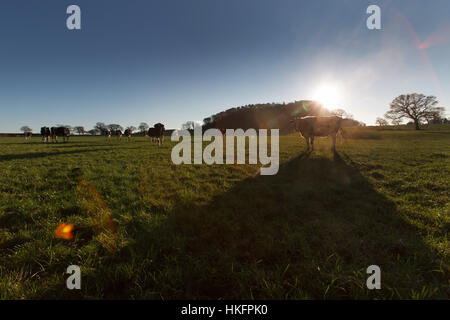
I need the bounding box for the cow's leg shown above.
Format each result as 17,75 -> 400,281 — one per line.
310,136 -> 315,151
304,136 -> 310,150
331,134 -> 336,152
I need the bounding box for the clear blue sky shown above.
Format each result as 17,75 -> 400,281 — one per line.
0,0 -> 449,132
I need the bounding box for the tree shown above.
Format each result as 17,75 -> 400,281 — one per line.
20,126 -> 32,133
331,108 -> 353,119
74,126 -> 85,135
126,126 -> 136,133
138,122 -> 149,133
391,119 -> 402,126
385,93 -> 441,130
88,129 -> 99,135
182,121 -> 200,130
424,106 -> 445,124
107,124 -> 123,132
95,122 -> 107,132
375,117 -> 388,126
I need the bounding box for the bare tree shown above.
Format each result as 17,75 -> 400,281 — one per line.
331,109 -> 353,119
95,122 -> 107,132
138,122 -> 149,133
385,93 -> 441,130
74,126 -> 85,135
126,126 -> 137,133
375,117 -> 388,126
424,106 -> 445,124
20,126 -> 32,133
107,124 -> 123,132
182,121 -> 200,130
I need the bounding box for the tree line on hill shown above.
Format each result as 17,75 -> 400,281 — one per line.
199,100 -> 364,134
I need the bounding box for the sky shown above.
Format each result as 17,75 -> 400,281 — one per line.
0,0 -> 449,132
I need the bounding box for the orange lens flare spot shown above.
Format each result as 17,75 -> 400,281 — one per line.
54,223 -> 74,240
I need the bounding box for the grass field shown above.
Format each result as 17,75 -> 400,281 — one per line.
0,125 -> 449,299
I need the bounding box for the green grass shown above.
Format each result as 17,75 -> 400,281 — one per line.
0,125 -> 449,299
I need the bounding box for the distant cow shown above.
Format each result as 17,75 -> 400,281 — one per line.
51,126 -> 70,143
147,123 -> 165,146
291,116 -> 343,152
25,131 -> 32,141
124,129 -> 132,142
41,127 -> 51,143
113,129 -> 123,140
106,129 -> 122,140
105,128 -> 111,141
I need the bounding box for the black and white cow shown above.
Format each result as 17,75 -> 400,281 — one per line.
40,127 -> 51,143
105,129 -> 122,141
124,129 -> 132,142
147,123 -> 165,146
114,129 -> 123,140
105,128 -> 112,141
51,126 -> 70,143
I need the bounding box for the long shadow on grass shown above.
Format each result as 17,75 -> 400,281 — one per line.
103,152 -> 447,299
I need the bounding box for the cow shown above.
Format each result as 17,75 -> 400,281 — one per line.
291,116 -> 343,152
40,127 -> 51,143
105,128 -> 111,141
51,126 -> 70,143
113,129 -> 123,140
107,129 -> 122,140
25,131 -> 32,141
147,123 -> 165,146
124,129 -> 132,142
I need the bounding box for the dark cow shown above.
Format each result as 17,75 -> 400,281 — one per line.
124,129 -> 132,142
51,126 -> 70,143
40,127 -> 51,143
291,116 -> 343,152
147,123 -> 165,146
25,131 -> 32,141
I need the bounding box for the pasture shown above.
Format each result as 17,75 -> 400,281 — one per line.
0,126 -> 449,299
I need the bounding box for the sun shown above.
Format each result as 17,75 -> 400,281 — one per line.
312,83 -> 341,110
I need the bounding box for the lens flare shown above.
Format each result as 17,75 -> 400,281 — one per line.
54,223 -> 74,240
